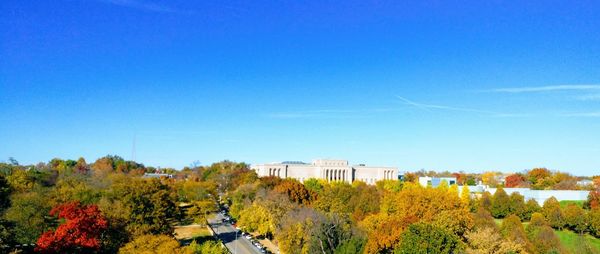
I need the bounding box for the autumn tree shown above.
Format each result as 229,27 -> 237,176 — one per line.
394,222 -> 464,254
465,227 -> 527,254
99,177 -> 178,237
334,236 -> 366,254
6,169 -> 36,192
347,182 -> 381,222
563,203 -> 587,234
238,203 -> 275,237
528,168 -> 552,189
313,182 -> 356,214
303,178 -> 325,194
541,197 -> 565,229
500,214 -> 533,252
4,190 -> 53,244
452,172 -> 467,185
0,175 -> 10,211
505,173 -> 526,188
118,234 -> 181,254
523,199 -> 541,220
479,191 -> 492,212
35,202 -> 108,253
481,172 -> 499,187
226,183 -> 257,220
182,240 -> 227,254
276,207 -> 353,254
432,209 -> 474,237
460,185 -> 471,209
531,226 -> 564,254
507,192 -> 526,220
588,209 -> 600,238
375,179 -> 403,193
526,212 -> 564,253
50,174 -> 101,205
0,175 -> 15,250
274,179 -> 315,205
362,214 -> 413,253
74,157 -> 89,174
186,200 -> 218,225
490,187 -> 510,218
472,207 -> 497,230
585,190 -> 600,210
403,172 -> 418,183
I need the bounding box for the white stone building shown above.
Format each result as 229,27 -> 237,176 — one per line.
251,159 -> 398,185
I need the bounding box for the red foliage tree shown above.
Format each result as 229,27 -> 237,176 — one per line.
588,190 -> 600,210
452,172 -> 467,185
505,174 -> 525,188
36,201 -> 108,253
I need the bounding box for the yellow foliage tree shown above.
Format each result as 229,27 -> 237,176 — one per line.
118,234 -> 181,254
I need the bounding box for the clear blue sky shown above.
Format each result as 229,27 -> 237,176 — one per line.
1,1 -> 600,175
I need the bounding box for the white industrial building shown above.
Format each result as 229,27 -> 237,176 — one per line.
252,159 -> 398,185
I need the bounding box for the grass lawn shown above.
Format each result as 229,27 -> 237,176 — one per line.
554,230 -> 600,253
559,200 -> 585,209
174,224 -> 212,240
495,218 -> 600,253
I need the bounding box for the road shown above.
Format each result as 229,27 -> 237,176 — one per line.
208,213 -> 263,254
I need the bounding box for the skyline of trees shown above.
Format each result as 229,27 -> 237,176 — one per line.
1,156 -> 600,253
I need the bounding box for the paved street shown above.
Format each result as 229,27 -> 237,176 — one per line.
208,213 -> 263,254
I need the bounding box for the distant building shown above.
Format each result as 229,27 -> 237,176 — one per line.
577,179 -> 594,186
252,159 -> 398,185
418,176 -> 457,187
485,188 -> 589,205
143,173 -> 173,179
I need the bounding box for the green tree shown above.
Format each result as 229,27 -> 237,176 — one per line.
182,240 -> 227,254
490,187 -> 510,218
4,190 -> 53,244
101,178 -> 178,237
523,199 -> 541,220
303,178 -> 325,194
0,175 -> 10,211
334,236 -> 366,254
394,222 -> 464,254
507,192 -> 526,219
526,212 -> 564,253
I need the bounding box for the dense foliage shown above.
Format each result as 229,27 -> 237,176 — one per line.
1,157 -> 599,253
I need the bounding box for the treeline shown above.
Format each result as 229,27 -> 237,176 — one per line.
405,167 -> 599,190
0,156 -> 256,253
229,177 -> 600,253
2,157 -> 600,254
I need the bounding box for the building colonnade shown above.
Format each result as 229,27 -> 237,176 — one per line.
323,168 -> 350,182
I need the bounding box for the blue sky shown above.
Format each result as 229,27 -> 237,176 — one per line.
1,1 -> 600,175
